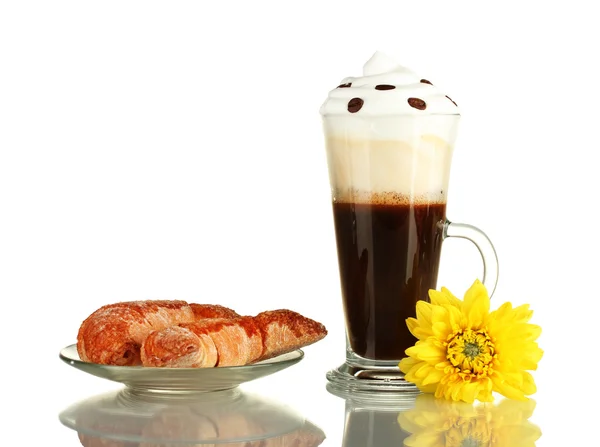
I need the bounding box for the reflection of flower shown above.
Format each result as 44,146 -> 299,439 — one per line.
399,280 -> 543,402
398,394 -> 542,447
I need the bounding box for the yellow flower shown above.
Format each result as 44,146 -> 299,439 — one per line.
399,280 -> 543,403
398,394 -> 542,447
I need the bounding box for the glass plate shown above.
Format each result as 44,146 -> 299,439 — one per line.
59,344 -> 304,393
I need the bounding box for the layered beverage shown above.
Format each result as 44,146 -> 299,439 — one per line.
321,52 -> 460,363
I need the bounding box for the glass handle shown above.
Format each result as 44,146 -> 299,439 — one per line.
443,220 -> 499,297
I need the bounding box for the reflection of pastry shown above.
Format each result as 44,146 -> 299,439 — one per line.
276,420 -> 327,447
66,389 -> 325,447
139,420 -> 326,447
139,407 -> 218,446
77,301 -> 239,365
141,310 -> 327,367
77,420 -> 325,447
139,406 -> 259,447
78,433 -> 138,447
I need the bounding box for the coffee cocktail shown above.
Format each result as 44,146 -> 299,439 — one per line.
322,52 -> 498,391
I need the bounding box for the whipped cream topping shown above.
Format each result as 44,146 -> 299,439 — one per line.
320,52 -> 459,116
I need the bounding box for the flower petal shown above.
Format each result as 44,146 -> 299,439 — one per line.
406,341 -> 446,362
406,317 -> 420,336
447,303 -> 465,332
493,380 -> 528,401
416,300 -> 433,325
477,388 -> 494,402
520,371 -> 537,395
492,372 -> 529,401
431,306 -> 453,340
440,287 -> 462,308
399,356 -> 420,374
413,362 -> 435,379
461,381 -> 482,403
463,280 -> 490,329
512,303 -> 534,323
429,288 -> 461,309
420,368 -> 445,386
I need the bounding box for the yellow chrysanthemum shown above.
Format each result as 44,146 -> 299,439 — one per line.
398,394 -> 542,447
399,280 -> 543,403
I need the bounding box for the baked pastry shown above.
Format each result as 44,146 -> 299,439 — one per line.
141,317 -> 263,367
141,310 -> 327,368
190,303 -> 240,320
254,310 -> 328,361
77,301 -> 238,366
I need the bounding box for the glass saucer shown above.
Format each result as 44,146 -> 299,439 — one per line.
59,344 -> 303,393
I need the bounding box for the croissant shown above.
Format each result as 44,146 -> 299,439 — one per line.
190,303 -> 240,320
254,310 -> 329,361
77,301 -> 239,366
141,317 -> 263,367
141,310 -> 327,368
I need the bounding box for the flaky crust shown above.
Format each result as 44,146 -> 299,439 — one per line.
77,300 -> 196,366
254,310 -> 328,361
77,301 -> 326,368
142,318 -> 263,368
77,301 -> 240,366
140,325 -> 219,368
142,310 -> 327,368
190,303 -> 240,320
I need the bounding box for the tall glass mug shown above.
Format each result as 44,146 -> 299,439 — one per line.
322,112 -> 498,391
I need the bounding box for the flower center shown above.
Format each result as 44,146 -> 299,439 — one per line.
463,342 -> 481,359
446,329 -> 495,377
461,437 -> 481,447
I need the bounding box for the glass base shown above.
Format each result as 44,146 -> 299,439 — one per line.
326,361 -> 420,394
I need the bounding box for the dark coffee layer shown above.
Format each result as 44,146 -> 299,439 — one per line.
332,201 -> 446,360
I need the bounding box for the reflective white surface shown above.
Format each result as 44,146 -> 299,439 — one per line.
60,388 -> 313,445
48,350 -> 600,446
3,1 -> 600,446
56,375 -> 547,446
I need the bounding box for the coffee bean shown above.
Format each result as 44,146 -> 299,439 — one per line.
375,84 -> 396,90
407,97 -> 426,110
446,95 -> 458,106
347,97 -> 364,113
338,83 -> 352,88
420,79 -> 433,85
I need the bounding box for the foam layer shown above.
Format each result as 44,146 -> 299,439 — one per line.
331,191 -> 447,206
325,135 -> 454,204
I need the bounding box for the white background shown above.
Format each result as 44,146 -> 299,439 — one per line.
1,1 -> 599,445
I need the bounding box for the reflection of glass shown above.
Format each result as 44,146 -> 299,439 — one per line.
59,388 -> 325,447
398,394 -> 541,447
327,384 -> 417,446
